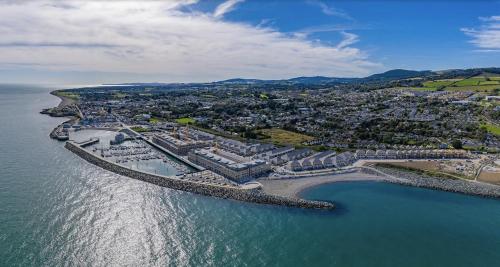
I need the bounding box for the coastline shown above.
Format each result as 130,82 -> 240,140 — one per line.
50,90 -> 75,108
258,167 -> 500,200
259,172 -> 388,198
374,166 -> 500,199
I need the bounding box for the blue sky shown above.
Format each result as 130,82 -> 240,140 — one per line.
221,0 -> 500,70
0,0 -> 499,84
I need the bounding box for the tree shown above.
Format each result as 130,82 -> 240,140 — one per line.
451,139 -> 463,149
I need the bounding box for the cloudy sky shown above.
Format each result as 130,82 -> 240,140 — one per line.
0,0 -> 499,84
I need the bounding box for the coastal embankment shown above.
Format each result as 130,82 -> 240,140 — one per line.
65,141 -> 334,210
258,165 -> 500,199
374,166 -> 500,198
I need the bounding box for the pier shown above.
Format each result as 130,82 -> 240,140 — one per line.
77,138 -> 100,148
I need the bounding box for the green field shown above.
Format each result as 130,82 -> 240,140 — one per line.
481,123 -> 500,136
55,91 -> 80,100
422,80 -> 455,87
175,117 -> 196,124
259,128 -> 314,146
420,74 -> 500,93
453,78 -> 484,86
131,126 -> 150,133
149,117 -> 163,124
113,92 -> 128,99
479,81 -> 500,85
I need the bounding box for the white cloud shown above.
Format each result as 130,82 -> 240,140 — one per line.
0,0 -> 380,82
336,32 -> 359,49
213,0 -> 244,18
462,16 -> 500,51
308,0 -> 353,21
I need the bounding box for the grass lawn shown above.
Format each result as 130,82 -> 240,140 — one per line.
55,91 -> 80,100
131,126 -> 150,133
259,128 -> 314,146
479,81 -> 500,85
453,78 -> 483,86
149,117 -> 163,124
419,75 -> 500,92
175,117 -> 195,124
113,92 -> 128,99
481,123 -> 500,136
422,80 -> 454,88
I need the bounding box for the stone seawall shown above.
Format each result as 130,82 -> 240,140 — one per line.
65,142 -> 334,210
373,166 -> 500,199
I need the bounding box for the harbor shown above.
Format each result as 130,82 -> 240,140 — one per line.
91,139 -> 193,176
65,140 -> 335,209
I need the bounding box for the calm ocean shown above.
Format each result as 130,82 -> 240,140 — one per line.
1,84 -> 499,266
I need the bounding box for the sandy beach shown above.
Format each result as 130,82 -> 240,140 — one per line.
258,172 -> 387,198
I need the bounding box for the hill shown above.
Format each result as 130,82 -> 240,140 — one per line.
363,69 -> 432,81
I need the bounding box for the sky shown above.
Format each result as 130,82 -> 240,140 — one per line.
0,0 -> 499,84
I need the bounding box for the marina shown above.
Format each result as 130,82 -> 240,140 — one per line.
92,140 -> 192,176
72,130 -> 195,177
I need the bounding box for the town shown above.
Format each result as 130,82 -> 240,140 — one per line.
44,68 -> 500,189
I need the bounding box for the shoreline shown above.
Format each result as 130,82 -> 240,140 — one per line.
258,167 -> 500,200
259,172 -> 388,198
50,90 -> 75,108
374,166 -> 500,199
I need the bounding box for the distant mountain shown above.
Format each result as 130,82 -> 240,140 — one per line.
103,82 -> 171,86
214,69 -> 432,86
362,69 -> 432,81
217,78 -> 269,84
217,76 -> 355,85
286,76 -> 353,84
101,68 -> 499,88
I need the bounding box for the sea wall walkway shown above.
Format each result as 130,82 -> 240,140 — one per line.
65,141 -> 334,210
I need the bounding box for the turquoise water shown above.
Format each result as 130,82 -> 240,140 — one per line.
1,85 -> 500,266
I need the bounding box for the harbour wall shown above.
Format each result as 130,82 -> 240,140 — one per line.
65,141 -> 334,210
373,166 -> 500,199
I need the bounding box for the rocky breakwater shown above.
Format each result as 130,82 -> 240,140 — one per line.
375,166 -> 500,198
65,141 -> 334,210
